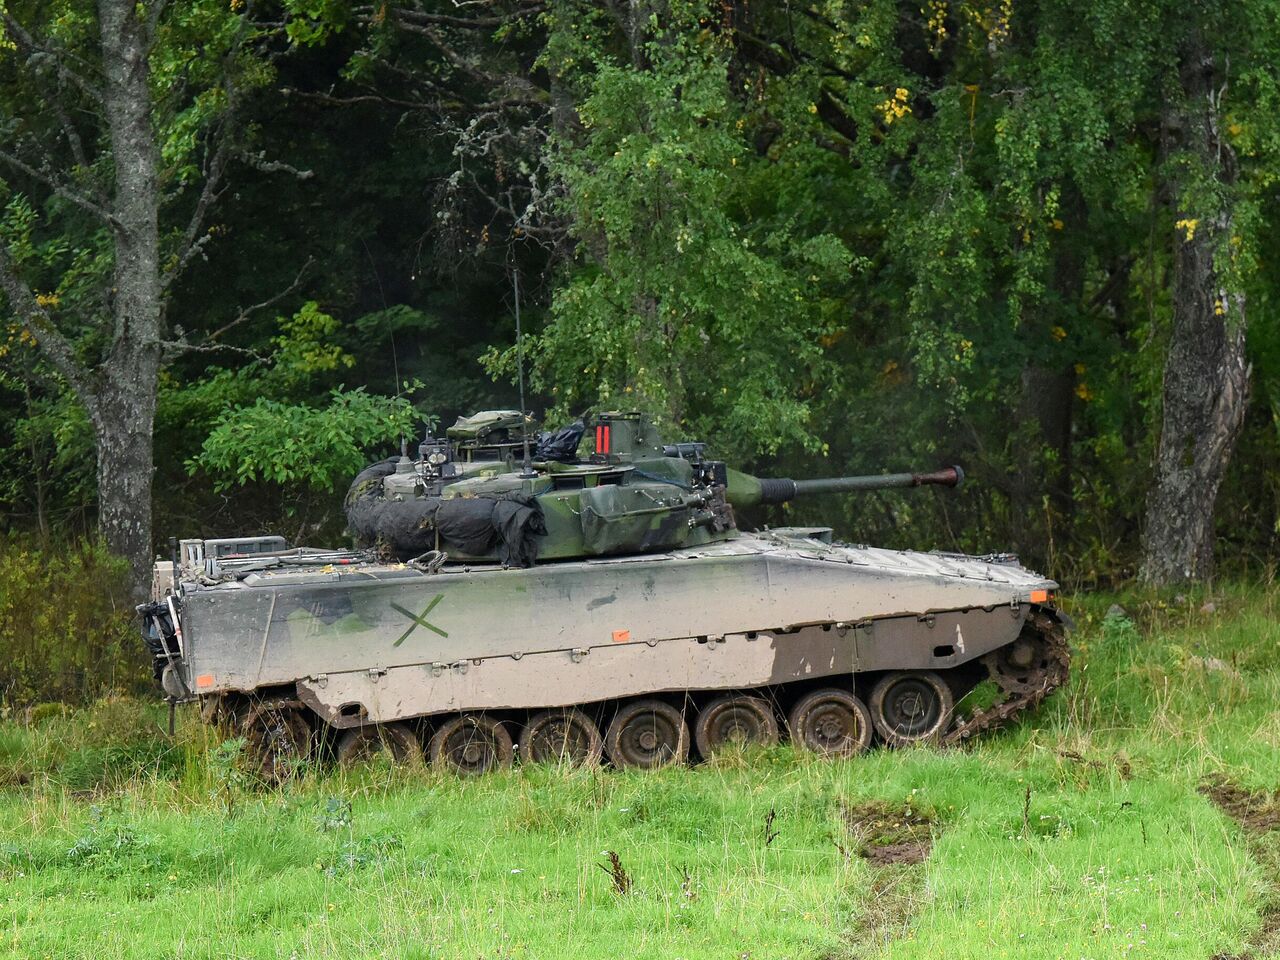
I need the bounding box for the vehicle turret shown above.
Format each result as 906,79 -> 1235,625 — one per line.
583,411 -> 963,507
346,409 -> 962,565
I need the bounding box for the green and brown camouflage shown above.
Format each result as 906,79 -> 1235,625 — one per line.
365,410 -> 962,562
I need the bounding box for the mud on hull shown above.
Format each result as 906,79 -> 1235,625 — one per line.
163,531 -> 1069,774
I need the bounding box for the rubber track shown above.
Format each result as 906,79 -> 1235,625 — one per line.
942,608 -> 1071,746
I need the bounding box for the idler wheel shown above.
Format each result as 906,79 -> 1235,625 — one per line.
335,722 -> 421,768
695,695 -> 779,758
869,671 -> 954,747
519,709 -> 604,767
605,699 -> 689,770
428,715 -> 514,776
787,689 -> 873,757
242,703 -> 312,782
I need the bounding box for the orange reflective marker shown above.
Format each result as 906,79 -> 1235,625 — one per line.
612,629 -> 631,643
1029,589 -> 1050,603
195,674 -> 215,689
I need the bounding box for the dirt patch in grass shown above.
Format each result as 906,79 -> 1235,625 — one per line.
841,800 -> 936,865
1199,781 -> 1280,834
1200,779 -> 1280,960
833,801 -> 940,958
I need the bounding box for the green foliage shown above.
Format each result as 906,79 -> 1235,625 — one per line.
281,0 -> 354,46
4,0 -> 1280,582
167,301 -> 419,504
0,536 -> 146,705
269,300 -> 356,385
193,386 -> 418,492
504,2 -> 853,459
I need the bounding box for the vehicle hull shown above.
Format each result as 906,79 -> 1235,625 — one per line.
171,531 -> 1055,727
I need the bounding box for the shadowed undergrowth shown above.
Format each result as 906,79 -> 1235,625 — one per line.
0,586 -> 1277,959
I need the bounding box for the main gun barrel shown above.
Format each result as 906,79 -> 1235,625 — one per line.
726,465 -> 964,508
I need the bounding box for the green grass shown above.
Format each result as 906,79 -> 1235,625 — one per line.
1,587 -> 1278,959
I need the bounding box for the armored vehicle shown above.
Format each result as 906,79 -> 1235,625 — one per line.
141,411 -> 1069,778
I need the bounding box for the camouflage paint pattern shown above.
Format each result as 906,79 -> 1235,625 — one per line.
173,530 -> 1055,727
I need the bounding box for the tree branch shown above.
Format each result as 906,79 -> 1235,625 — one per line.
284,87 -> 460,112
163,125 -> 233,291
165,256 -> 315,351
0,12 -> 104,104
48,98 -> 93,177
0,244 -> 93,403
144,0 -> 172,51
0,146 -> 121,227
239,152 -> 315,179
157,339 -> 266,362
358,3 -> 546,30
164,6 -> 278,290
380,17 -> 506,88
284,85 -> 543,115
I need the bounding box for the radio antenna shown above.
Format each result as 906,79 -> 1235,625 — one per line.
513,265 -> 535,477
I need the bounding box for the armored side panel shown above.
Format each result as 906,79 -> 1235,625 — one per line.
172,532 -> 1053,727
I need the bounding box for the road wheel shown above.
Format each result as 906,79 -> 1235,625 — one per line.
605,699 -> 689,770
787,689 -> 873,757
869,671 -> 954,747
694,695 -> 779,758
428,715 -> 513,775
519,709 -> 604,767
242,703 -> 311,781
335,722 -> 421,768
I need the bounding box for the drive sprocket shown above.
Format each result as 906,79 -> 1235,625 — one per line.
942,608 -> 1071,746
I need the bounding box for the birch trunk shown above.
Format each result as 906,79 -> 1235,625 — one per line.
1139,38 -> 1250,586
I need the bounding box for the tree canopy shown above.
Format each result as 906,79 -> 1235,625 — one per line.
1,0 -> 1278,589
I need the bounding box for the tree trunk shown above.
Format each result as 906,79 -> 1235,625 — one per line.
97,0 -> 163,597
90,363 -> 159,598
1139,39 -> 1250,587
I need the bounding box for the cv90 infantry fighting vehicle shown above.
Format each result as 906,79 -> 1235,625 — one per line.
141,411 -> 1069,778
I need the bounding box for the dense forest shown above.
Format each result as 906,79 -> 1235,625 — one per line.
0,0 -> 1277,603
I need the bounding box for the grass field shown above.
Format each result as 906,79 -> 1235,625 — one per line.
1,589 -> 1278,959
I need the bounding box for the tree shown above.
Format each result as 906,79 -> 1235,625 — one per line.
4,0 -> 1280,590
479,2 -> 855,460
0,2 -> 277,595
1139,20 -> 1255,586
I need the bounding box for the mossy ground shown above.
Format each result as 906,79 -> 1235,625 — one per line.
1,588 -> 1278,959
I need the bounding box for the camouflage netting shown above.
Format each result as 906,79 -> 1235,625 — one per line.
344,459 -> 546,567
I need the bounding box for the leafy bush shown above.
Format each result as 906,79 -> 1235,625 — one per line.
0,536 -> 147,704
192,386 -> 420,492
